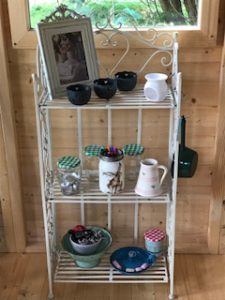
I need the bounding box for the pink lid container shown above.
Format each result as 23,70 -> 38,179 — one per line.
144,228 -> 165,242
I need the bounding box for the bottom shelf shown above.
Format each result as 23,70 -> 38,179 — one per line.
54,250 -> 168,283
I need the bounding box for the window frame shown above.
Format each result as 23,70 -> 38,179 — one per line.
7,0 -> 222,49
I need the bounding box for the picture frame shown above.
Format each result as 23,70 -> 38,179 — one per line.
36,16 -> 99,99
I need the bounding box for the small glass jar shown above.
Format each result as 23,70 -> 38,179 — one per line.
84,144 -> 103,182
123,144 -> 144,181
57,156 -> 81,196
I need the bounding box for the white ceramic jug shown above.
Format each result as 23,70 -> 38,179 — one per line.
144,73 -> 168,102
135,158 -> 168,197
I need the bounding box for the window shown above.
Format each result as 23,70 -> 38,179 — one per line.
28,0 -> 199,29
7,0 -> 221,49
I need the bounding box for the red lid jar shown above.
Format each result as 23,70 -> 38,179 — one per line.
144,228 -> 165,254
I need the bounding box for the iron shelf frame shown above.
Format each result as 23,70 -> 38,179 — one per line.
33,9 -> 181,299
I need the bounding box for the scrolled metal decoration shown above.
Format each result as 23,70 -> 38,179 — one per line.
40,4 -> 86,24
94,10 -> 127,32
94,10 -> 177,75
39,108 -> 52,199
160,51 -> 173,67
138,29 -> 175,50
36,46 -> 50,105
95,11 -> 176,50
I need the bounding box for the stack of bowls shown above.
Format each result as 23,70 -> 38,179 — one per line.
69,229 -> 102,255
62,226 -> 112,268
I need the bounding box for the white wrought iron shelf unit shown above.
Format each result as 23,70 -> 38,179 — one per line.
34,84 -> 181,300
33,8 -> 181,300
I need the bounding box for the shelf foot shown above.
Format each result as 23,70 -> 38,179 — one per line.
48,292 -> 54,299
168,294 -> 174,300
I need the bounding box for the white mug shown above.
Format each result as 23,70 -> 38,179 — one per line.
144,73 -> 168,102
135,158 -> 168,197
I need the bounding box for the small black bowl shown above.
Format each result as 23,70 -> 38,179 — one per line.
115,71 -> 137,91
93,78 -> 117,100
66,84 -> 91,105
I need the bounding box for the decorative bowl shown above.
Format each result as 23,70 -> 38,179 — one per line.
69,228 -> 103,255
66,84 -> 91,105
93,78 -> 117,100
115,71 -> 137,91
62,226 -> 112,268
110,246 -> 156,274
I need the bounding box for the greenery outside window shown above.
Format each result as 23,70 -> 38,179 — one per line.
7,0 -> 221,49
28,0 -> 199,29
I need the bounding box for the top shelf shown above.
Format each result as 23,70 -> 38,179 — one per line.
39,86 -> 176,110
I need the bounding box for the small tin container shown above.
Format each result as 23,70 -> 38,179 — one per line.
57,156 -> 81,196
144,228 -> 165,255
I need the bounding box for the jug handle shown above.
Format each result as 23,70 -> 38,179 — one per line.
158,165 -> 168,185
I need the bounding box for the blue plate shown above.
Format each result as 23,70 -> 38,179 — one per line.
110,246 -> 156,274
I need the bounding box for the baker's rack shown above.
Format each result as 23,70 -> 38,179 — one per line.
33,5 -> 181,300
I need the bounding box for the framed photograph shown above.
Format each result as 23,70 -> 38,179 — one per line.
36,17 -> 99,99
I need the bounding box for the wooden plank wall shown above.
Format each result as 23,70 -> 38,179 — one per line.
3,42 -> 220,253
0,0 -> 223,255
0,0 -> 26,252
215,40 -> 225,254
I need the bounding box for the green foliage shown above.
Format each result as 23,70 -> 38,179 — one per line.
29,0 -> 197,29
30,4 -> 56,28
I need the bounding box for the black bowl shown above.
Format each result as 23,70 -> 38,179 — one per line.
66,84 -> 91,105
115,71 -> 137,91
93,78 -> 117,100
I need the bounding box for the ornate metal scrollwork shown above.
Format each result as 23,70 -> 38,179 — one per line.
40,4 -> 86,24
95,11 -> 176,49
39,108 -> 53,198
94,11 -> 177,76
36,46 -> 50,105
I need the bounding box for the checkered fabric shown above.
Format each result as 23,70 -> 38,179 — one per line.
57,156 -> 80,169
84,144 -> 104,157
123,143 -> 144,156
144,228 -> 165,242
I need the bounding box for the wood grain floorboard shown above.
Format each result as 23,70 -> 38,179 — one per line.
0,253 -> 225,300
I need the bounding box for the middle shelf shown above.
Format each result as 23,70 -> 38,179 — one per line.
49,176 -> 171,204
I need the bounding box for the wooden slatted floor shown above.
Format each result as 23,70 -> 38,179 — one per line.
1,253 -> 225,299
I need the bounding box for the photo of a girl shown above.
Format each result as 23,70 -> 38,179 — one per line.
52,32 -> 89,85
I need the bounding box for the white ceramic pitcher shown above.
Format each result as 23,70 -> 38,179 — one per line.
135,158 -> 168,197
144,73 -> 168,102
